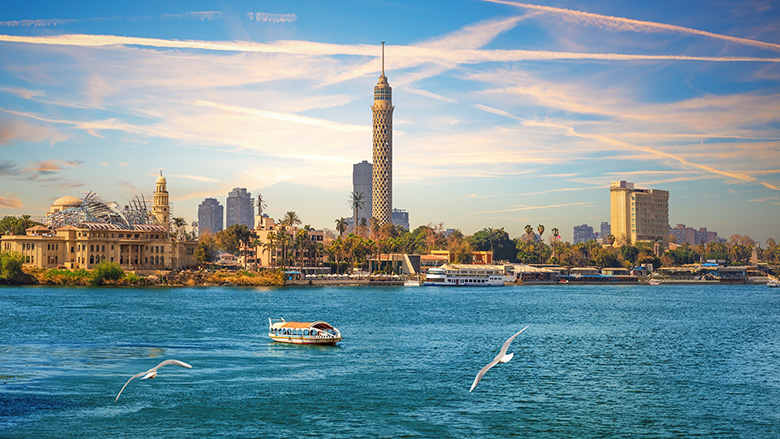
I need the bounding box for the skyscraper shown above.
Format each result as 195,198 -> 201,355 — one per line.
610,180 -> 669,248
353,160 -> 373,224
198,198 -> 223,236
371,42 -> 394,226
226,187 -> 254,229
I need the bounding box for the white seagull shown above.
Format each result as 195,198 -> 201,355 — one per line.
470,326 -> 529,392
115,359 -> 192,401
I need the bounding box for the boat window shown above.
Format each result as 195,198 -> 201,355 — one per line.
304,330 -> 309,336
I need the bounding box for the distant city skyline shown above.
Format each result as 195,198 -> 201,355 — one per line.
0,1 -> 778,243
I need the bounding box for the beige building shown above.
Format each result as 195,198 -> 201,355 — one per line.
1,174 -> 197,271
610,180 -> 669,248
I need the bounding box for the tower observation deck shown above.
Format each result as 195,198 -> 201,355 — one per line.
371,42 -> 394,226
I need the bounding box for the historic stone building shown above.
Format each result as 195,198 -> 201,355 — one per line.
1,174 -> 197,271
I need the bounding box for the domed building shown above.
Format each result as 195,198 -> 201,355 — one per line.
2,173 -> 197,271
49,195 -> 81,214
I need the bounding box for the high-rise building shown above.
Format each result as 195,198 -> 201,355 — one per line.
610,180 -> 669,248
669,224 -> 721,246
198,198 -> 223,236
152,171 -> 170,228
226,187 -> 254,229
600,222 -> 611,241
392,208 -> 409,231
371,42 -> 394,227
353,160 -> 373,224
573,224 -> 597,244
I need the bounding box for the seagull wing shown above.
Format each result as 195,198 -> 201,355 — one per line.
470,326 -> 529,393
497,326 -> 529,358
115,371 -> 147,401
152,359 -> 193,371
470,357 -> 501,392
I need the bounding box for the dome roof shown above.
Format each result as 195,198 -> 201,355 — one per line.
156,173 -> 167,184
53,195 -> 81,207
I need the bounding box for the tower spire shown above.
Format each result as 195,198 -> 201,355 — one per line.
381,41 -> 385,77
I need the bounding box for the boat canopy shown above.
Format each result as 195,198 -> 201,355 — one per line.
275,321 -> 335,330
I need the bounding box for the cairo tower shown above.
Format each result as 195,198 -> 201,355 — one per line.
371,42 -> 394,226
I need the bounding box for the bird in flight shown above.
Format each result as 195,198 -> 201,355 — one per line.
115,359 -> 192,401
470,326 -> 528,392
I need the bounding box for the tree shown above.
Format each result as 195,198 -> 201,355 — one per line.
195,231 -> 218,265
349,192 -> 365,234
335,217 -> 348,238
524,224 -> 534,241
537,225 -> 545,263
91,260 -> 124,285
256,193 -> 267,215
471,228 -> 516,262
281,211 -> 302,228
608,234 -> 616,246
172,217 -> 187,241
215,224 -> 255,268
0,251 -> 24,281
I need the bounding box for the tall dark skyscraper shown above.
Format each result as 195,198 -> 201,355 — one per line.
197,198 -> 223,236
226,187 -> 254,229
353,160 -> 373,224
371,42 -> 394,227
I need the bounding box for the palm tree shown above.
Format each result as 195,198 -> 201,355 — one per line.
608,234 -> 616,246
537,224 -> 545,263
256,193 -> 267,216
524,224 -> 534,241
335,217 -> 348,238
172,217 -> 186,241
349,192 -> 365,234
281,211 -> 301,228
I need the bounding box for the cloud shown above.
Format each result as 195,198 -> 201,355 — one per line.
247,12 -> 296,23
0,18 -> 78,27
484,0 -> 780,52
0,196 -> 22,208
2,33 -> 778,64
474,202 -> 588,214
0,116 -> 68,145
162,11 -> 222,21
0,87 -> 45,99
169,174 -> 221,182
0,161 -> 20,176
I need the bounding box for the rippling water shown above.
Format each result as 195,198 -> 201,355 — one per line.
1,284 -> 779,438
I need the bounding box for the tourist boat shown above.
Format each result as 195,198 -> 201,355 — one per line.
648,278 -> 662,286
422,264 -> 506,287
768,278 -> 779,288
403,277 -> 421,287
268,317 -> 342,345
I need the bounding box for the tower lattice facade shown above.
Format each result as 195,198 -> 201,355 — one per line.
371,42 -> 394,226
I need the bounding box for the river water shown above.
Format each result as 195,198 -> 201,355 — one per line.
1,284 -> 779,438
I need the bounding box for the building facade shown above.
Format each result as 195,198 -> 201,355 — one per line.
610,180 -> 669,248
371,42 -> 394,227
669,224 -> 721,246
226,187 -> 254,229
2,175 -> 198,271
197,198 -> 224,236
353,160 -> 373,224
573,224 -> 597,244
600,222 -> 611,241
392,208 -> 409,231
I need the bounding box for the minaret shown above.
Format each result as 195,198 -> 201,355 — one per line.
371,42 -> 394,226
152,170 -> 170,228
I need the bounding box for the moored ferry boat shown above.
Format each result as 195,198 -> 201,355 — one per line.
422,264 -> 506,287
268,317 -> 342,345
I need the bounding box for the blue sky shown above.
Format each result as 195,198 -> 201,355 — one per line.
1,0 -> 778,243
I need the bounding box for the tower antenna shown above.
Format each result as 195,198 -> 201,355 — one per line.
381,41 -> 385,77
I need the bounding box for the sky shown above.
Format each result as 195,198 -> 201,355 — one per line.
0,0 -> 778,243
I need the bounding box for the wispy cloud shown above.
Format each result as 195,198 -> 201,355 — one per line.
0,87 -> 45,99
247,12 -> 296,23
0,18 -> 78,27
162,11 -> 222,21
0,196 -> 22,208
474,202 -> 588,214
169,174 -> 221,182
485,0 -> 780,52
2,33 -> 778,64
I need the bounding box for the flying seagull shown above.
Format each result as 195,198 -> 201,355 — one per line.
115,359 -> 192,401
470,326 -> 529,392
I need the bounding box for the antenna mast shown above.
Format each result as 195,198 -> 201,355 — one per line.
381,41 -> 385,77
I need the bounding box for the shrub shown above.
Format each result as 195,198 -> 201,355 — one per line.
91,261 -> 124,285
0,251 -> 25,281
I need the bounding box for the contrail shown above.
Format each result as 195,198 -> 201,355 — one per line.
1,34 -> 779,63
484,0 -> 780,53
